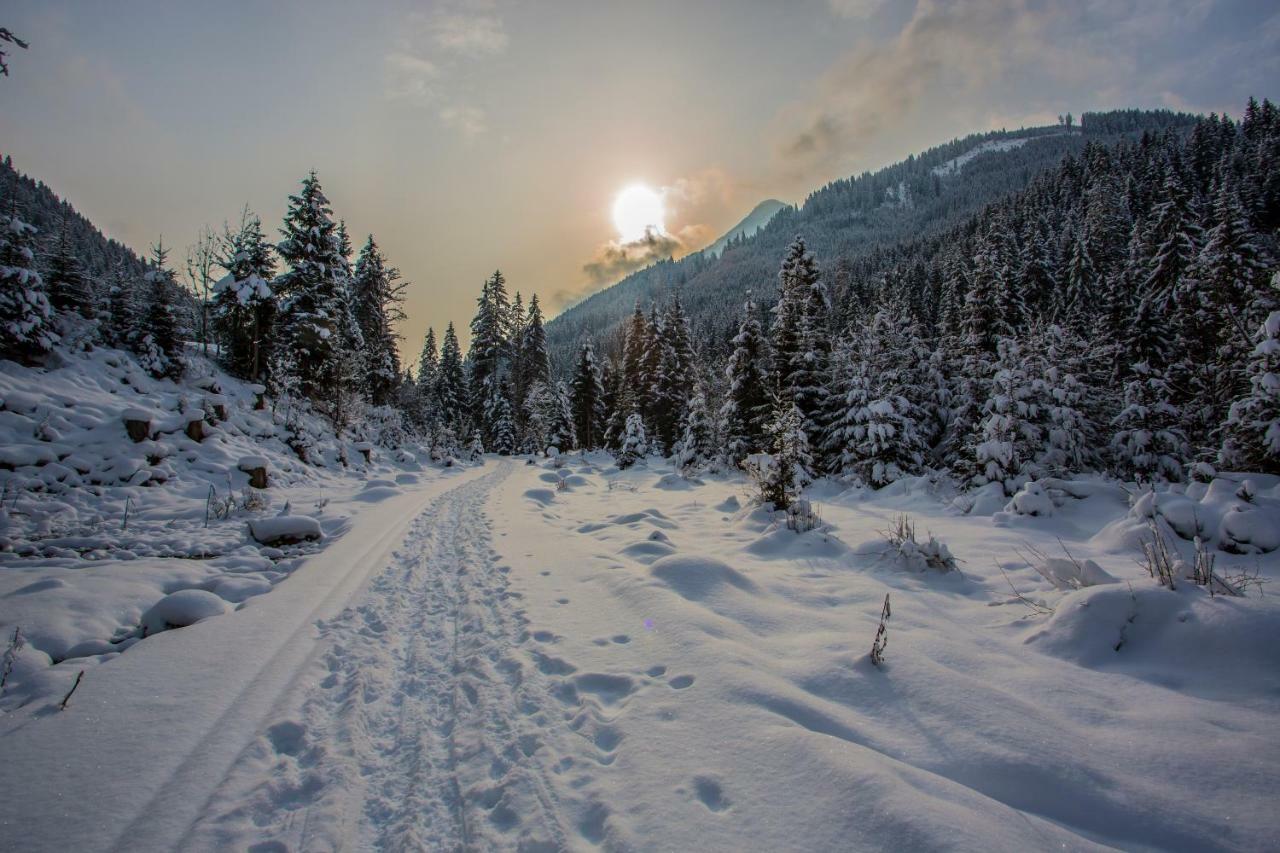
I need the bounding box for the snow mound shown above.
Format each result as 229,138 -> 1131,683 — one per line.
523,488 -> 556,505
1026,583 -> 1280,699
141,589 -> 229,635
655,473 -> 695,490
745,524 -> 849,560
1035,556 -> 1117,590
649,555 -> 757,600
248,516 -> 322,545
1003,481 -> 1055,517
1108,477 -> 1280,554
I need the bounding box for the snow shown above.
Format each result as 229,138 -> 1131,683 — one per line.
247,515 -> 323,545
140,589 -> 229,635
931,137 -> 1030,176
2,449 -> 1278,850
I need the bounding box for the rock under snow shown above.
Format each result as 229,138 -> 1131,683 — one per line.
140,589 -> 230,635
247,515 -> 323,545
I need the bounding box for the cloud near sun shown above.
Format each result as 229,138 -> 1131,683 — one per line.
576,171 -> 732,297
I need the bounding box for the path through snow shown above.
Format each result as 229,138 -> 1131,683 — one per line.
191,462 -> 588,850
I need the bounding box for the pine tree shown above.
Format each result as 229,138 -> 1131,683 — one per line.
964,336 -> 1042,493
486,382 -> 516,455
1029,324 -> 1096,476
274,172 -> 364,407
104,264 -> 137,349
546,379 -> 576,452
436,322 -> 468,433
469,270 -> 510,441
516,294 -> 551,438
720,292 -> 771,466
616,413 -> 647,469
751,402 -> 814,511
44,218 -> 95,318
824,312 -> 927,487
137,240 -> 185,380
212,209 -> 276,381
570,340 -> 605,449
352,235 -> 405,406
653,294 -> 695,454
771,236 -> 814,393
674,387 -> 715,474
1110,361 -> 1189,483
415,327 -> 440,433
0,203 -> 56,362
1219,308 -> 1280,474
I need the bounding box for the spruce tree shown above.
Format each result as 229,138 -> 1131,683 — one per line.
720,292 -> 771,466
469,270 -> 510,440
352,235 -> 405,406
436,322 -> 468,434
105,264 -> 138,350
44,218 -> 95,318
653,294 -> 695,454
674,387 -> 715,474
416,327 -> 440,433
137,240 -> 185,380
570,340 -> 605,449
616,413 -> 647,469
212,209 -> 276,381
1219,306 -> 1280,474
0,203 -> 56,362
964,336 -> 1042,493
1110,360 -> 1189,483
275,171 -> 364,407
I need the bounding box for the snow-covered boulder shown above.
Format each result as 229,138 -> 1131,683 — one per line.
649,554 -> 757,600
140,589 -> 229,636
247,515 -> 322,545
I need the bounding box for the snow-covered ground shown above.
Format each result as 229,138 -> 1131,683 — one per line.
5,443 -> 1277,851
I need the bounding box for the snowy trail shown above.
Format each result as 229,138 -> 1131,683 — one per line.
0,465 -> 492,853
188,461 -> 577,851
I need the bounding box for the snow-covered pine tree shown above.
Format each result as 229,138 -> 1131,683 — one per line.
653,294 -> 695,454
770,236 -> 812,394
44,217 -> 95,319
436,322 -> 468,434
137,240 -> 185,380
1142,164 -> 1202,312
415,327 -> 440,434
570,340 -> 605,449
104,264 -> 138,350
1110,360 -> 1190,483
274,172 -> 364,408
1219,306 -> 1280,474
516,294 -> 551,446
674,387 -> 715,474
1028,324 -> 1096,476
212,209 -> 276,381
750,401 -> 814,511
0,202 -> 56,362
546,379 -> 576,452
964,336 -> 1043,493
615,412 -> 647,469
485,382 -> 516,455
824,311 -> 927,487
720,291 -> 771,466
469,269 -> 510,442
352,235 -> 405,406
640,305 -> 664,430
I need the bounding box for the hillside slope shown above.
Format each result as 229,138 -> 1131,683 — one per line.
546,110 -> 1199,367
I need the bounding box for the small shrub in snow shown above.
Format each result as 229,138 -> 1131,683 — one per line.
881,514 -> 956,572
1138,521 -> 1179,589
58,669 -> 85,710
0,626 -> 24,693
785,498 -> 820,533
869,593 -> 891,666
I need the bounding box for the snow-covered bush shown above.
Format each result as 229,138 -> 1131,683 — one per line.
745,403 -> 814,511
615,413 -> 646,469
880,514 -> 956,572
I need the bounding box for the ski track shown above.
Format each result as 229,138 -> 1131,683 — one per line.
189,462 -> 585,852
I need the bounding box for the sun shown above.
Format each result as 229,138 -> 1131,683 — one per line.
612,184 -> 666,243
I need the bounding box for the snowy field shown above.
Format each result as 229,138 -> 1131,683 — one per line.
3,444 -> 1278,851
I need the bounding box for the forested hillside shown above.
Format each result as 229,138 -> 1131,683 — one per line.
546,110 -> 1201,369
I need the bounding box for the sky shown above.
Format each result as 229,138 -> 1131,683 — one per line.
2,0 -> 1278,358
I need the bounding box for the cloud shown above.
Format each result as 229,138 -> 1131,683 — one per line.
439,104 -> 487,135
382,2 -> 508,133
826,0 -> 885,19
384,52 -> 439,101
771,0 -> 1258,183
580,227 -> 683,289
428,10 -> 509,57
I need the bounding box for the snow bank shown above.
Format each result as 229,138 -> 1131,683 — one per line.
649,554 -> 758,600
247,516 -> 322,545
140,589 -> 230,635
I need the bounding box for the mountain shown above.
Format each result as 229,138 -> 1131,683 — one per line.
702,199 -> 788,258
544,109 -> 1201,370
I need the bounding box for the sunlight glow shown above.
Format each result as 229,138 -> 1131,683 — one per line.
612,184 -> 666,243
